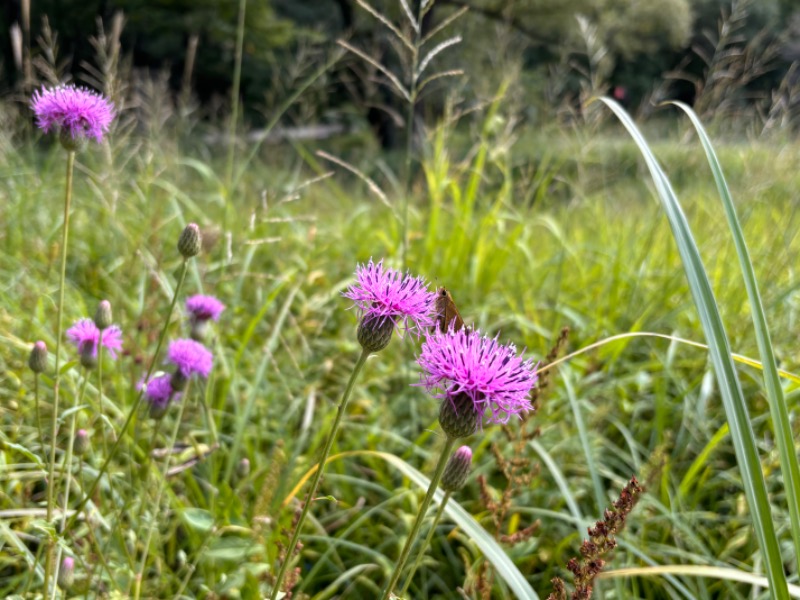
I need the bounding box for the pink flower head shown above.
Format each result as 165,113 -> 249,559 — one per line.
186,295 -> 226,322
140,373 -> 177,410
342,259 -> 436,337
66,319 -> 123,358
418,328 -> 537,425
31,85 -> 115,142
167,339 -> 213,379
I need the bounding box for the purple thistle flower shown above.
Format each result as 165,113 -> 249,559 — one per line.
342,259 -> 436,337
31,85 -> 115,142
418,328 -> 537,426
66,319 -> 123,358
167,338 -> 213,379
139,373 -> 178,413
186,295 -> 226,322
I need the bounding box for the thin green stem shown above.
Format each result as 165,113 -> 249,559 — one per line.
34,374 -> 44,454
66,259 -> 190,531
399,490 -> 452,596
44,149 -> 75,597
380,436 -> 457,600
97,335 -> 108,456
50,371 -> 90,600
269,349 -> 370,600
133,381 -> 192,600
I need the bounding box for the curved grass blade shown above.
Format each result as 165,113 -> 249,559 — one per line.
598,97 -> 790,600
600,565 -> 800,597
284,450 -> 539,599
671,100 -> 800,577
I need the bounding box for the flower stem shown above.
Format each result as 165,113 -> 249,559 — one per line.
380,436 -> 457,600
34,374 -> 44,455
133,381 -> 192,600
269,349 -> 370,600
50,371 -> 90,600
97,334 -> 108,456
66,259 -> 190,531
44,149 -> 75,598
398,490 -> 452,597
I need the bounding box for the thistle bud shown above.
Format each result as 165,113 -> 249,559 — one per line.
438,393 -> 478,440
442,446 -> 473,492
178,223 -> 202,258
356,316 -> 394,354
74,429 -> 90,457
58,556 -> 75,590
79,343 -> 97,370
236,458 -> 251,480
94,300 -> 113,330
170,370 -> 188,392
28,341 -> 48,374
59,129 -> 88,153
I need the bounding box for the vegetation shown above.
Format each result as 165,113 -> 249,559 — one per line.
1,1 -> 800,599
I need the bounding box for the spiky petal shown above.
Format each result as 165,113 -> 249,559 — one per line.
30,85 -> 114,142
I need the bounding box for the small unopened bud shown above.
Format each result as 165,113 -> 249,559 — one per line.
79,343 -> 97,370
59,129 -> 88,153
170,370 -> 188,392
356,316 -> 394,354
236,458 -> 251,480
28,341 -> 48,374
441,446 -> 473,492
94,300 -> 113,330
74,429 -> 90,456
190,319 -> 210,342
58,556 -> 75,590
178,223 -> 202,258
176,549 -> 188,570
438,393 -> 478,439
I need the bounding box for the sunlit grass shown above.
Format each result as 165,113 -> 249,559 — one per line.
1,111 -> 800,597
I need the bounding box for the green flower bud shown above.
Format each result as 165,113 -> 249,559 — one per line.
178,223 -> 202,258
28,341 -> 48,374
441,446 -> 473,492
94,300 -> 113,330
356,316 -> 394,354
438,393 -> 478,439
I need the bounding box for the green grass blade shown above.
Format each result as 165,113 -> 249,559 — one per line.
671,101 -> 800,577
285,449 -> 539,599
598,97 -> 790,600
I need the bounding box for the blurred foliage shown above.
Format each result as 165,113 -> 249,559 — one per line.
0,0 -> 797,130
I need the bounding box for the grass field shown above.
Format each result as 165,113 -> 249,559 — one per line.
2,103 -> 800,599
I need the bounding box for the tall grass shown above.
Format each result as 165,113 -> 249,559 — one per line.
3,36 -> 800,596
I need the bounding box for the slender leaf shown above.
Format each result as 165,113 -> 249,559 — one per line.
671,100 -> 800,577
599,97 -> 790,600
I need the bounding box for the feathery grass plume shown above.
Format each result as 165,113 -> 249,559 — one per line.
31,84 -> 114,150
28,340 -> 48,373
270,259 -> 435,600
381,329 -> 537,599
343,258 -> 436,353
186,294 -> 225,341
548,477 -> 644,600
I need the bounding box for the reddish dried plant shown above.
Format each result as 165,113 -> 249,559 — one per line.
548,476 -> 644,600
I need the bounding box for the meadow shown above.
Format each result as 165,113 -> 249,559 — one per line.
2,87 -> 800,599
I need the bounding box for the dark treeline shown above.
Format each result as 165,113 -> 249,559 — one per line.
2,0 -> 798,135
